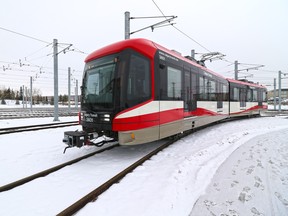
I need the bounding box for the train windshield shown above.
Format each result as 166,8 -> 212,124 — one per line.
82,55 -> 117,109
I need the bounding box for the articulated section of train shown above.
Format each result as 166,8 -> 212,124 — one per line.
63,38 -> 267,151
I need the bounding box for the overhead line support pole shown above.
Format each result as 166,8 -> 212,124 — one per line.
53,39 -> 59,121
75,80 -> 78,109
124,11 -> 177,39
234,60 -> 238,80
278,71 -> 282,112
30,76 -> 32,111
125,11 -> 130,39
273,78 -> 276,110
68,67 -> 71,114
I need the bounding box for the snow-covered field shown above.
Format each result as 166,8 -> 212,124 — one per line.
0,115 -> 288,215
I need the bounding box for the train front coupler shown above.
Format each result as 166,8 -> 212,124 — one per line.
62,130 -> 115,153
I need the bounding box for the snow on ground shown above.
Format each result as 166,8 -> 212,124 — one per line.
76,116 -> 288,216
0,116 -> 288,215
0,116 -> 91,186
190,128 -> 288,216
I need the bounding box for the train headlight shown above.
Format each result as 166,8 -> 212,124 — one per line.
101,114 -> 110,122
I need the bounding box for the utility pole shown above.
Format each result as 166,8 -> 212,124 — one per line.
30,76 -> 33,111
68,67 -> 71,113
25,87 -> 28,108
234,60 -> 238,80
22,85 -> 24,109
273,78 -> 276,110
75,79 -> 78,109
53,39 -> 59,121
278,71 -> 282,112
124,11 -> 177,40
125,11 -> 130,39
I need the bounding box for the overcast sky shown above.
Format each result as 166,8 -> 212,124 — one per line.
1,0 -> 287,95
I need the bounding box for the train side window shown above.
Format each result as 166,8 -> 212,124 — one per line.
184,70 -> 191,111
233,87 -> 239,101
247,89 -> 252,102
223,84 -> 228,101
191,73 -> 197,109
253,89 -> 258,101
262,91 -> 267,102
199,77 -> 204,100
191,73 -> 197,99
167,66 -> 182,99
209,80 -> 216,101
199,76 -> 208,100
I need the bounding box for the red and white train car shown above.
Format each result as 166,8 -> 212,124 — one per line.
63,38 -> 267,149
228,78 -> 267,117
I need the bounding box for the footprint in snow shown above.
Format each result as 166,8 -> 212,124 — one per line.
254,176 -> 264,190
231,180 -> 239,188
275,192 -> 288,206
246,165 -> 255,175
256,159 -> 264,168
238,187 -> 252,203
251,207 -> 263,215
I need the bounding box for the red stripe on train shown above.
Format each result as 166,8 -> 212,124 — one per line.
230,105 -> 267,115
113,108 -> 184,131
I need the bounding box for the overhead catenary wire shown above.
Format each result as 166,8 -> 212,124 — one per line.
0,26 -> 50,44
151,0 -> 242,70
0,26 -> 86,97
150,0 -> 284,87
151,0 -> 211,53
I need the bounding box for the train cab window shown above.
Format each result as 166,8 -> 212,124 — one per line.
123,53 -> 151,107
167,66 -> 182,99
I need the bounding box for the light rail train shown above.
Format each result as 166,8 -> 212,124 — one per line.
63,38 -> 267,150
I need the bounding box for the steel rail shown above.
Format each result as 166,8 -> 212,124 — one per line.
56,117 -> 247,215
0,121 -> 79,135
56,135 -> 184,216
0,143 -> 119,192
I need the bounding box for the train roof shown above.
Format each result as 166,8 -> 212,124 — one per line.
151,40 -> 226,79
86,38 -> 252,82
227,78 -> 266,89
85,38 -> 158,62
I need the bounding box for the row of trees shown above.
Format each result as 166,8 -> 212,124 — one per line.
0,87 -> 21,100
0,87 -> 70,105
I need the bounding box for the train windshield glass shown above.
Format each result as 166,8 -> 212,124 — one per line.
82,55 -> 117,108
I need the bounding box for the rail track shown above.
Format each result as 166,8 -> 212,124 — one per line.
0,107 -> 79,119
0,132 -> 184,215
56,117 -> 255,215
56,133 -> 186,216
0,143 -> 119,192
0,116 -> 264,215
0,121 -> 79,135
